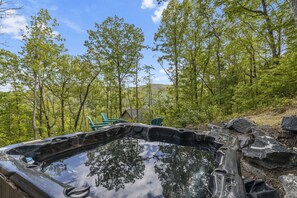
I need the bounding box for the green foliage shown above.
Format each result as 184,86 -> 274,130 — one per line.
1,1 -> 297,146
257,51 -> 297,103
232,83 -> 258,112
154,0 -> 191,105
152,0 -> 297,127
85,16 -> 145,115
0,133 -> 8,147
0,92 -> 32,146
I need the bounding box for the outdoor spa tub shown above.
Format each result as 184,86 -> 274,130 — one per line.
0,123 -> 246,198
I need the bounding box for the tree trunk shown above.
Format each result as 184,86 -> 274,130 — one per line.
148,83 -> 152,115
38,81 -> 43,137
42,96 -> 52,137
250,57 -> 253,85
200,45 -> 211,107
110,83 -> 113,118
118,76 -> 122,116
289,0 -> 297,25
80,105 -> 85,131
74,90 -> 89,130
174,21 -> 179,106
45,113 -> 51,137
105,86 -> 109,117
16,93 -> 21,138
61,99 -> 65,132
174,47 -> 179,105
252,46 -> 257,79
135,68 -> 139,122
261,0 -> 278,59
32,73 -> 38,139
216,48 -> 222,106
193,62 -> 199,107
74,73 -> 98,130
277,18 -> 282,56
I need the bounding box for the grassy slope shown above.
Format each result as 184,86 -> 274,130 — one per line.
240,98 -> 297,127
246,107 -> 297,127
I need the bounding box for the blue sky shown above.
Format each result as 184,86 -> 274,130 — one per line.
0,0 -> 170,84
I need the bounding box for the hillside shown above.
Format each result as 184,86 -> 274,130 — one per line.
236,98 -> 297,127
138,84 -> 171,93
247,108 -> 297,127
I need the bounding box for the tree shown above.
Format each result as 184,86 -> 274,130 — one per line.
179,0 -> 214,108
85,16 -> 145,115
133,63 -> 141,122
221,0 -> 293,63
69,56 -> 103,130
0,50 -> 31,144
44,55 -> 74,133
20,9 -> 65,139
289,0 -> 297,25
143,65 -> 155,117
154,0 -> 189,105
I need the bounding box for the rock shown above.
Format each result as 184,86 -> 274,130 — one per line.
242,136 -> 297,169
225,118 -> 256,133
238,135 -> 255,148
252,125 -> 275,137
206,128 -> 233,145
209,138 -> 246,198
279,174 -> 297,198
244,179 -> 279,198
207,123 -> 255,148
281,116 -> 297,132
207,124 -> 221,130
278,130 -> 296,139
241,161 -> 267,179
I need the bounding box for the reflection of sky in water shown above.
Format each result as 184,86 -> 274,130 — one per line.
42,138 -> 214,198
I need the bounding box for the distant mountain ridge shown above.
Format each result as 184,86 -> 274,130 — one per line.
138,84 -> 170,91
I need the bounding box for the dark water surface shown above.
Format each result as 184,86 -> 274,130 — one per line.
42,137 -> 214,198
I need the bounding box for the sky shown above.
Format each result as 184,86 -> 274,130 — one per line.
0,0 -> 170,84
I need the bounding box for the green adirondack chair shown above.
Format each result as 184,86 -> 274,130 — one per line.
101,112 -> 127,124
150,118 -> 163,126
87,116 -> 109,131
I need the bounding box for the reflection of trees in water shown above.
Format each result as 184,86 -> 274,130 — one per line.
154,145 -> 214,198
85,138 -> 145,191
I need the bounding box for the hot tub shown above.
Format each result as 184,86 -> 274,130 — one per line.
0,123 -> 246,198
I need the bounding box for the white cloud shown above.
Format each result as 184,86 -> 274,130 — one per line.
49,5 -> 58,11
151,2 -> 169,24
52,30 -> 60,36
159,69 -> 166,74
0,10 -> 27,40
61,18 -> 84,33
0,9 -> 60,40
154,76 -> 168,82
141,0 -> 156,9
159,68 -> 174,74
38,24 -> 60,36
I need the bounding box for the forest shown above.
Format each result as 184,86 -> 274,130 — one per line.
0,0 -> 296,146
